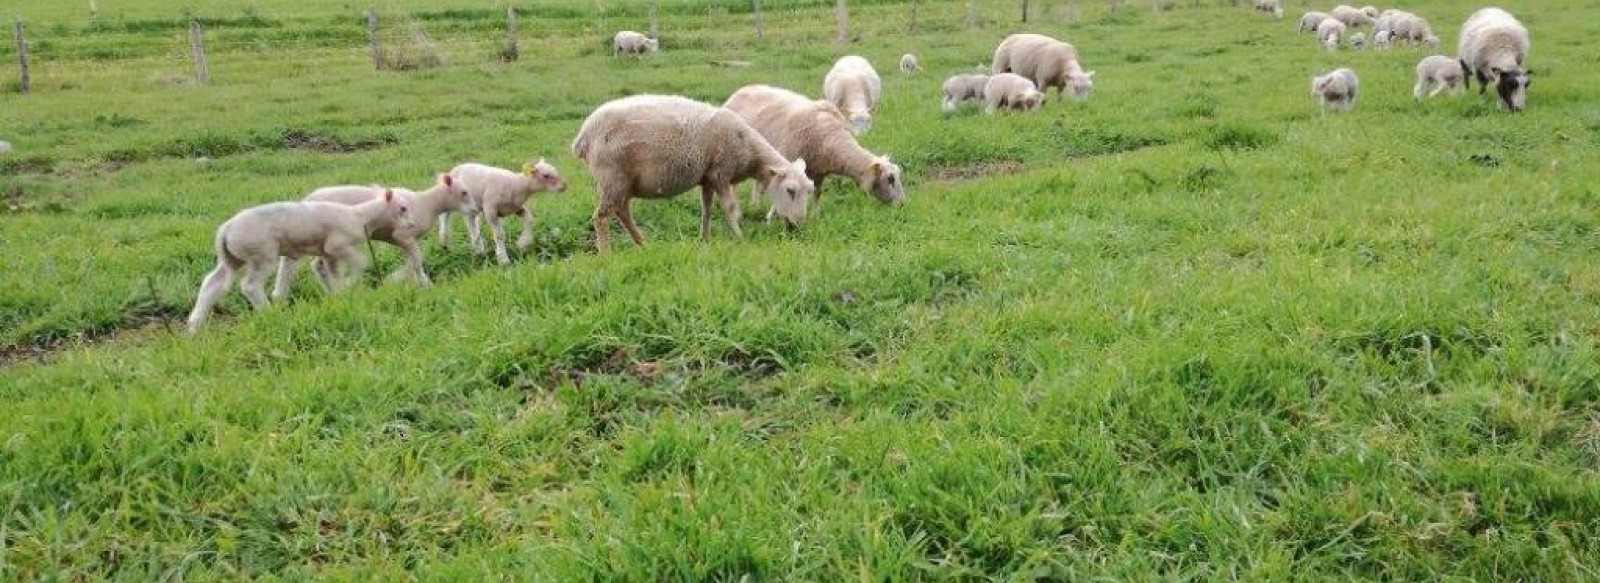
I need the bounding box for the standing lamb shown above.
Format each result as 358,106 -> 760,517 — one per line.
185,191 -> 413,333
1316,19 -> 1348,51
941,74 -> 990,112
613,31 -> 659,56
983,73 -> 1045,114
991,33 -> 1095,102
1254,0 -> 1284,19
1330,5 -> 1373,27
1311,68 -> 1360,114
823,56 -> 882,136
440,160 -> 568,266
900,54 -> 921,74
571,95 -> 814,252
724,84 -> 905,218
1413,55 -> 1466,100
1458,7 -> 1531,112
1299,11 -> 1332,33
1391,14 -> 1439,48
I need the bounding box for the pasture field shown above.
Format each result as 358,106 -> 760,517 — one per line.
2,0 -> 1599,579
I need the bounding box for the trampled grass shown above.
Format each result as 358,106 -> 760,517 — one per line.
2,0 -> 1598,579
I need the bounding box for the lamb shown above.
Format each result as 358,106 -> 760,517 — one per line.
1373,30 -> 1393,49
1330,5 -> 1372,27
1391,14 -> 1439,48
571,94 -> 814,252
613,31 -> 659,56
1299,11 -> 1332,33
1311,68 -> 1359,114
724,84 -> 905,218
1316,19 -> 1348,51
1413,55 -> 1466,100
941,74 -> 989,112
900,54 -> 921,74
1459,7 -> 1531,112
440,160 -> 568,266
823,56 -> 882,136
1360,5 -> 1379,18
983,73 -> 1045,114
1349,32 -> 1367,50
991,33 -> 1095,102
1253,0 -> 1283,19
185,191 -> 413,333
1373,9 -> 1410,36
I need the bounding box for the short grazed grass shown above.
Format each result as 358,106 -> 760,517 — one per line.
2,0 -> 1598,579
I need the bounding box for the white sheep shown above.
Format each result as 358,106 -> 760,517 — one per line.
1349,32 -> 1367,49
1414,55 -> 1466,100
1253,0 -> 1283,19
439,160 -> 567,266
613,30 -> 659,56
991,33 -> 1095,102
899,54 -> 921,74
823,56 -> 882,136
1391,14 -> 1439,49
1299,11 -> 1332,33
1311,68 -> 1360,114
983,73 -> 1044,114
1360,5 -> 1379,18
941,74 -> 989,112
186,191 -> 413,333
571,94 -> 814,252
1316,19 -> 1348,51
1459,7 -> 1531,112
1330,5 -> 1372,27
1373,9 -> 1410,36
724,84 -> 905,218
1373,30 -> 1393,49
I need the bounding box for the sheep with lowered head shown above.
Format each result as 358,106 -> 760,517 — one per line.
1414,55 -> 1466,100
1311,68 -> 1359,114
1316,18 -> 1348,51
1391,14 -> 1439,49
823,56 -> 882,136
442,160 -> 567,265
186,190 -> 414,333
1330,5 -> 1372,27
1373,30 -> 1394,49
900,54 -> 921,74
1299,11 -> 1332,33
941,73 -> 989,112
613,31 -> 658,56
571,94 -> 814,251
1459,7 -> 1531,112
992,33 -> 1095,102
984,73 -> 1045,114
279,174 -> 473,294
1254,0 -> 1283,19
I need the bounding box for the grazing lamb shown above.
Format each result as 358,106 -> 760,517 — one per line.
1299,11 -> 1332,33
1414,55 -> 1466,100
571,95 -> 814,251
613,31 -> 659,56
1373,30 -> 1393,49
1316,19 -> 1348,51
440,160 -> 567,266
1373,9 -> 1410,36
1311,68 -> 1360,114
991,33 -> 1095,102
186,191 -> 413,333
941,74 -> 989,112
1330,5 -> 1372,27
900,54 -> 921,74
725,84 -> 906,219
1360,5 -> 1380,18
1254,0 -> 1283,19
1350,32 -> 1367,49
1391,14 -> 1439,48
983,73 -> 1045,114
823,56 -> 882,136
276,174 -> 473,296
1459,7 -> 1531,112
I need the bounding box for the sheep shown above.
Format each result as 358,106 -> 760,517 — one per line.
1360,5 -> 1379,18
613,31 -> 659,56
1350,32 -> 1367,50
941,74 -> 989,112
1330,5 -> 1372,27
439,160 -> 568,266
1459,7 -> 1531,112
275,174 -> 474,297
1253,0 -> 1283,19
1414,55 -> 1466,100
1391,14 -> 1439,49
991,33 -> 1095,102
983,73 -> 1045,114
1373,9 -> 1410,36
724,84 -> 905,218
1316,19 -> 1348,51
900,54 -> 921,74
571,94 -> 814,252
1311,68 -> 1360,114
1299,11 -> 1332,33
823,56 -> 882,136
1373,30 -> 1393,49
186,190 -> 413,333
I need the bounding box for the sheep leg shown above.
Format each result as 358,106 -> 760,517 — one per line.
699,186 -> 716,241
311,257 -> 336,293
466,211 -> 487,256
516,206 -> 536,252
185,264 -> 235,333
330,246 -> 368,292
592,203 -> 613,253
1474,69 -> 1490,94
617,199 -> 646,247
398,239 -> 431,286
272,257 -> 300,300
1428,80 -> 1446,98
1413,79 -> 1425,100
436,214 -> 451,249
239,262 -> 273,311
717,184 -> 744,240
487,214 -> 512,266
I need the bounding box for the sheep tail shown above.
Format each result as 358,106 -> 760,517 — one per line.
214,222 -> 244,270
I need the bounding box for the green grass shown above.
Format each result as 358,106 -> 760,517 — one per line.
3,0 -> 1599,579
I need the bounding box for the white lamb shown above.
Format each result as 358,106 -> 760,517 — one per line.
1373,30 -> 1393,49
571,94 -> 814,251
1373,9 -> 1410,36
1316,19 -> 1347,51
1253,0 -> 1283,19
1459,7 -> 1531,112
991,33 -> 1095,102
613,31 -> 658,56
1299,11 -> 1332,33
1360,5 -> 1379,18
724,84 -> 906,217
1311,68 -> 1359,114
186,191 -> 413,333
1330,5 -> 1372,27
823,56 -> 882,136
1349,32 -> 1367,50
1391,14 -> 1439,48
941,74 -> 989,112
983,73 -> 1044,114
1413,55 -> 1466,100
440,160 -> 567,266
900,54 -> 920,74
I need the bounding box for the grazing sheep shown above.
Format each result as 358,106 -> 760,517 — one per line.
571,95 -> 814,251
186,191 -> 413,333
941,74 -> 990,112
1414,55 -> 1466,100
823,56 -> 882,136
1360,5 -> 1380,18
900,54 -> 920,74
1330,5 -> 1373,27
441,160 -> 568,266
991,33 -> 1095,102
1316,18 -> 1348,51
613,31 -> 659,56
1373,9 -> 1410,36
1459,7 -> 1531,112
1254,0 -> 1284,19
1350,32 -> 1367,49
1299,11 -> 1332,33
983,73 -> 1045,114
1311,68 -> 1360,114
1391,14 -> 1438,48
1374,30 -> 1394,49
724,85 -> 906,218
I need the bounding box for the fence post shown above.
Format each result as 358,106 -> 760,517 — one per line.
366,8 -> 382,70
90,0 -> 99,20
12,21 -> 28,95
908,0 -> 918,32
835,0 -> 848,44
189,21 -> 209,84
752,0 -> 764,39
966,0 -> 977,28
1021,0 -> 1030,23
648,2 -> 658,40
505,4 -> 519,61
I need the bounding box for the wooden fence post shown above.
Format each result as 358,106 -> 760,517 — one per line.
835,0 -> 848,44
13,21 -> 28,95
366,8 -> 382,71
752,0 -> 764,39
189,21 -> 209,84
648,2 -> 658,40
1021,0 -> 1030,23
505,4 -> 519,61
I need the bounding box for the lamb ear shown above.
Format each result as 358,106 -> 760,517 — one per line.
872,161 -> 885,177
384,189 -> 395,202
441,173 -> 453,187
1084,70 -> 1096,78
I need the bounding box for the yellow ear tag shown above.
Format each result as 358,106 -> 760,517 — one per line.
522,163 -> 536,176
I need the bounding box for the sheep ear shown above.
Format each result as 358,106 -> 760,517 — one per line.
793,158 -> 807,174
441,173 -> 453,186
384,189 -> 395,202
872,161 -> 885,177
1489,66 -> 1502,76
522,162 -> 536,175
763,166 -> 781,181
1085,70 -> 1096,78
